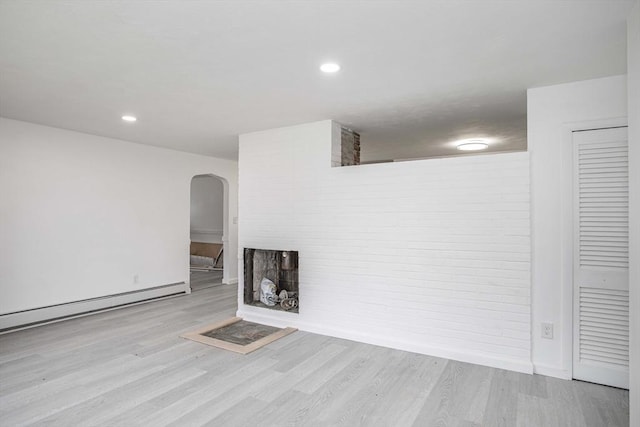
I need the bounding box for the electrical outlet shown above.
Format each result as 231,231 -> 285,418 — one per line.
133,274 -> 139,284
542,322 -> 554,339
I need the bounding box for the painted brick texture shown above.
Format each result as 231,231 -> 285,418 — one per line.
238,120 -> 531,372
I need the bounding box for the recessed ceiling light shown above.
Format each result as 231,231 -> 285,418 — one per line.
320,63 -> 340,73
456,139 -> 489,151
122,115 -> 137,122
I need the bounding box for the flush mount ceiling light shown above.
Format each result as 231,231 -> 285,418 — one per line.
320,63 -> 340,73
121,115 -> 137,122
456,139 -> 489,151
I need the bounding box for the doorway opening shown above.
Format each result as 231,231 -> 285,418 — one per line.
190,174 -> 225,292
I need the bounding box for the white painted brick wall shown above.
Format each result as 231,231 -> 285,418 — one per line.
238,120 -> 532,373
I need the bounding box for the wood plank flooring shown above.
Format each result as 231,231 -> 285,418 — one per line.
189,270 -> 223,292
0,284 -> 629,426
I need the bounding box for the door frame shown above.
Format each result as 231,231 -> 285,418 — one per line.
560,117 -> 627,380
189,173 -> 231,287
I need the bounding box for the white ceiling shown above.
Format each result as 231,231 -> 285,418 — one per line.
0,0 -> 634,161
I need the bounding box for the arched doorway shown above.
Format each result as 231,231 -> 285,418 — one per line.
189,174 -> 226,291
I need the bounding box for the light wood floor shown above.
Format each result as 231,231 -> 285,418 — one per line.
189,270 -> 223,292
0,284 -> 629,426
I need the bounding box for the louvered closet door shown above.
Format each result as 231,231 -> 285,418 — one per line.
573,127 -> 629,389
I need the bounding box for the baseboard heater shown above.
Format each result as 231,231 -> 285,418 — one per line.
0,282 -> 188,332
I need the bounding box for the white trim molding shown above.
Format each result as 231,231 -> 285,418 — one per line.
223,277 -> 238,285
237,306 -> 534,375
533,363 -> 572,380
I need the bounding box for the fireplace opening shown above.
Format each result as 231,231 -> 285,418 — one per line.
243,248 -> 299,313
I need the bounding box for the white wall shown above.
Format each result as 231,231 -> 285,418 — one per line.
628,1 -> 639,423
528,75 -> 628,378
190,175 -> 224,243
0,118 -> 238,315
238,120 -> 532,373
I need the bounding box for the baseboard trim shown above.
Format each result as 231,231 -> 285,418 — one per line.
0,282 -> 188,332
533,363 -> 571,380
236,307 -> 534,375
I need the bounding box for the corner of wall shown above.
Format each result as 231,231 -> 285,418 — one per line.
627,0 -> 640,422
